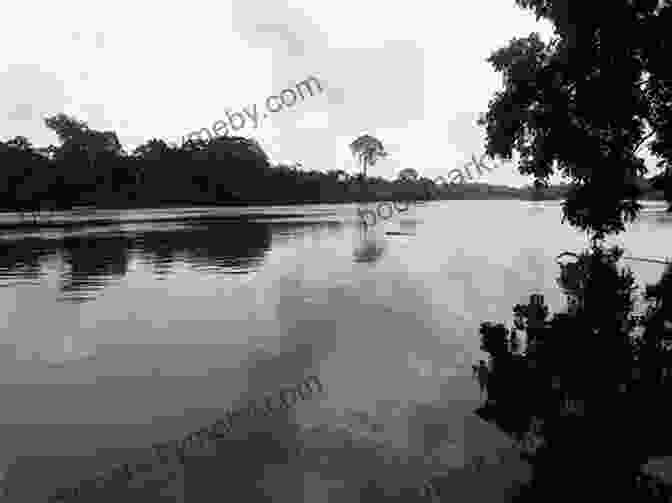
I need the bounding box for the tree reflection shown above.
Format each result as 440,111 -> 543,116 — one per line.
0,221 -> 275,302
353,226 -> 386,264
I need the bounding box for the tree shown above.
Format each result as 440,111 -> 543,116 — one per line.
349,134 -> 388,201
331,169 -> 350,185
478,0 -> 672,235
650,169 -> 672,210
476,1 -> 672,500
44,114 -> 126,205
44,114 -> 122,161
5,135 -> 32,151
0,136 -> 55,221
397,168 -> 419,183
44,114 -> 90,144
132,138 -> 171,161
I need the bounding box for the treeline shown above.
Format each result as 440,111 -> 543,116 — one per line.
0,114 -> 443,219
1,113 -> 666,220
432,182 -> 571,200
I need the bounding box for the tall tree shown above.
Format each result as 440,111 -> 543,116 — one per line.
349,134 -> 388,179
349,134 -> 388,201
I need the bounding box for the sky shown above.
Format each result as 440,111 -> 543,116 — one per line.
0,0 -> 582,188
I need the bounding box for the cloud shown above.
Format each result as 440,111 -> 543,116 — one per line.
254,23 -> 307,57
230,0 -> 424,173
6,103 -> 34,122
231,2 -> 328,58
78,103 -> 112,128
0,64 -> 71,144
95,31 -> 105,49
325,86 -> 345,106
446,111 -> 486,158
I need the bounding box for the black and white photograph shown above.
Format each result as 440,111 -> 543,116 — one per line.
1,0 -> 672,501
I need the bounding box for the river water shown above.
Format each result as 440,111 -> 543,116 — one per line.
0,200 -> 670,502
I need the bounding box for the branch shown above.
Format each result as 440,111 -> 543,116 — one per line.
556,251 -> 580,264
634,130 -> 657,155
622,256 -> 672,265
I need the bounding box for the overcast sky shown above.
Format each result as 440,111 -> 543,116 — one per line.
1,0 -> 566,187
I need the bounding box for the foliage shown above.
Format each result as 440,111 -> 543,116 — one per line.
478,0 -> 672,238
349,134 -> 388,181
0,117 -> 427,217
0,112 -> 663,221
475,1 -> 672,499
396,168 -> 419,183
477,246 -> 672,500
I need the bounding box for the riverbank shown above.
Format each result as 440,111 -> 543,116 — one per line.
0,206 -> 345,231
0,196 -> 554,231
2,196 -> 666,232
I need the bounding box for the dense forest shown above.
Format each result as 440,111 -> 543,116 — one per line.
2,113 -> 667,221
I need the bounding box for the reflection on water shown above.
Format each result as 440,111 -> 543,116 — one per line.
353,227 -> 387,264
0,221 -> 276,303
0,204 -> 350,303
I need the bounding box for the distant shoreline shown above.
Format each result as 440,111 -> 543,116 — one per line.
0,210 -> 328,231
0,197 -> 666,231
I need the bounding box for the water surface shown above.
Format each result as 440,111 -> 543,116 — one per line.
1,200 -> 670,501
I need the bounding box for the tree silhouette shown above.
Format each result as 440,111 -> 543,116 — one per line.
349,134 -> 388,202
478,0 -> 672,230
476,1 -> 672,500
397,168 -> 419,184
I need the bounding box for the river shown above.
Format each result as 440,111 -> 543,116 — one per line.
0,200 -> 670,502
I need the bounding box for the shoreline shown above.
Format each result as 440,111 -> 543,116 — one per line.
0,199 -> 574,232
1,197 -> 666,232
